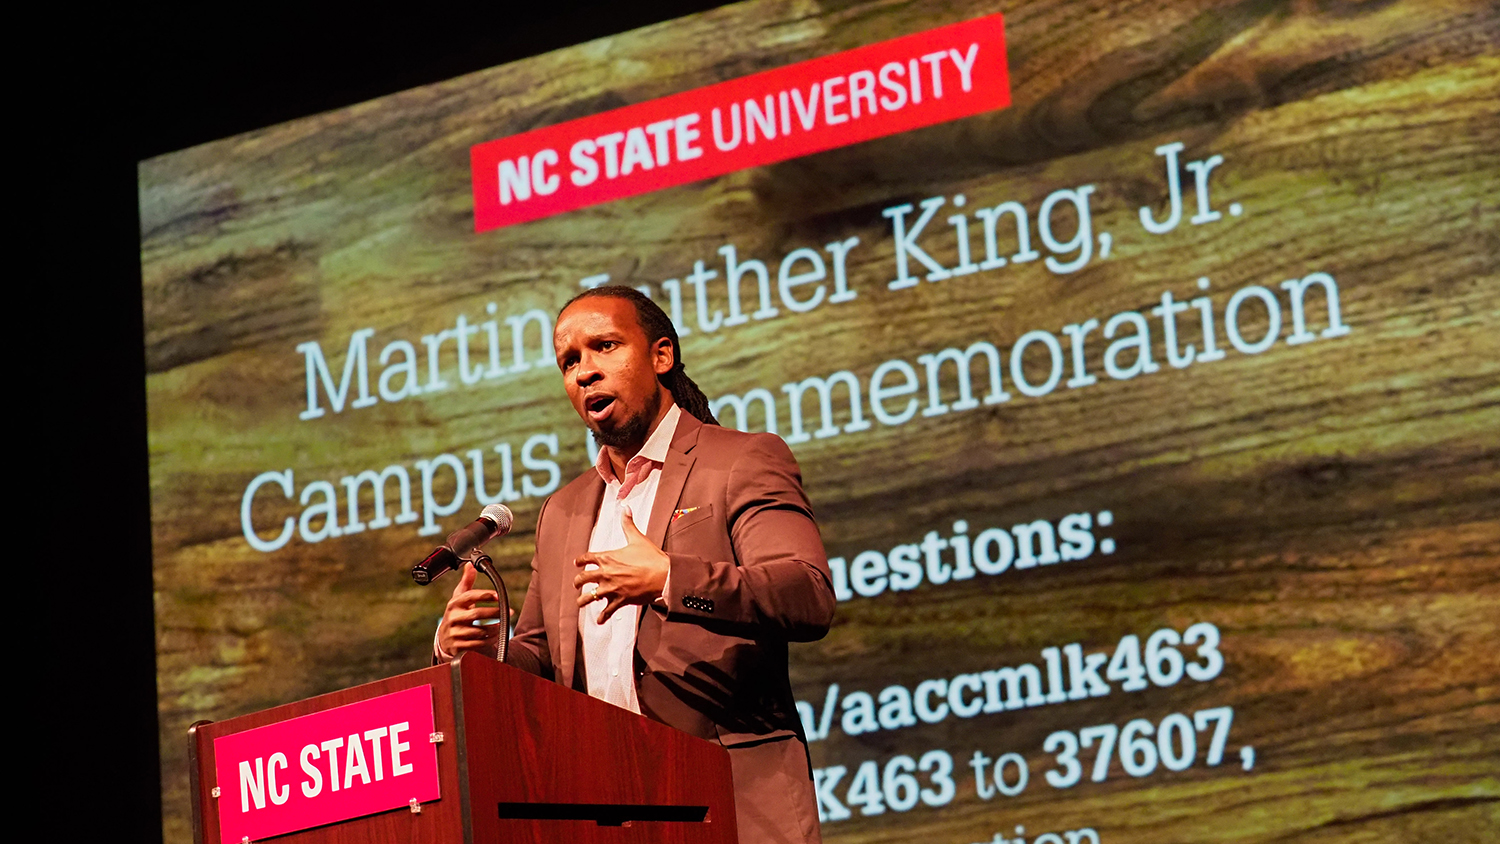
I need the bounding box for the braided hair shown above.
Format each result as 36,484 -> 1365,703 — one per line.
562,285 -> 720,426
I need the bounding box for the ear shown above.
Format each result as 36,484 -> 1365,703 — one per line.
651,336 -> 675,376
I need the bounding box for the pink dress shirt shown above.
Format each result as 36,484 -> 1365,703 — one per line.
578,403 -> 681,713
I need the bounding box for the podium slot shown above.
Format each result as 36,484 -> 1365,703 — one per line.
496,803 -> 710,826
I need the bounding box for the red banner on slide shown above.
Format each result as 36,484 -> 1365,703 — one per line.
471,14 -> 1010,232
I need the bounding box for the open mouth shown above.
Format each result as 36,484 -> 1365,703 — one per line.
585,394 -> 616,422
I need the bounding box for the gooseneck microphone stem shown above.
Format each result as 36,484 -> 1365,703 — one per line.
470,553 -> 510,664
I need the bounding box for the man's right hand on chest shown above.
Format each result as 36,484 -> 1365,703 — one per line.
435,562 -> 510,660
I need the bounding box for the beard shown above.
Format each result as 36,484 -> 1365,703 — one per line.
590,389 -> 664,451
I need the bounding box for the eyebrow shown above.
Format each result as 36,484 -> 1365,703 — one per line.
554,327 -> 628,361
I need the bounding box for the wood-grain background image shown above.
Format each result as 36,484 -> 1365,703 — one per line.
139,1 -> 1499,842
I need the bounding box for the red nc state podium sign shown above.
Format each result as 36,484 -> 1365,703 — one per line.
212,685 -> 441,842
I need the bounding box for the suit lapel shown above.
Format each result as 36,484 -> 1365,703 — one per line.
647,413 -> 702,548
556,472 -> 604,690
639,414 -> 701,645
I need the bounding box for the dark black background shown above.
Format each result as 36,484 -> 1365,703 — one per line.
53,4 -> 727,837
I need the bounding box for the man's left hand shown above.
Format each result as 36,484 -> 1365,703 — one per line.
575,506 -> 669,622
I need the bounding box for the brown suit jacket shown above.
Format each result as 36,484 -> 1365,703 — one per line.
505,412 -> 835,844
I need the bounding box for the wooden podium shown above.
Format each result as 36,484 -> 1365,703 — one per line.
189,654 -> 738,843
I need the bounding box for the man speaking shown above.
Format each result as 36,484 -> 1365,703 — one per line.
436,286 -> 835,844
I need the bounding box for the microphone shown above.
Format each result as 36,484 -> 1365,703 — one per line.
447,503 -> 515,561
411,503 -> 514,585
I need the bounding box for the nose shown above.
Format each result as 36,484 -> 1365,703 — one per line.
573,352 -> 603,386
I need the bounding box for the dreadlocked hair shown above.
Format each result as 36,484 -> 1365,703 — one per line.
562,285 -> 720,426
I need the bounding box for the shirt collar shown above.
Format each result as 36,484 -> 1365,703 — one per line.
594,402 -> 682,486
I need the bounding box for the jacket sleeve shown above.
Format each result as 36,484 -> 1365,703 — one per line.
503,498 -> 555,679
660,433 -> 835,642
